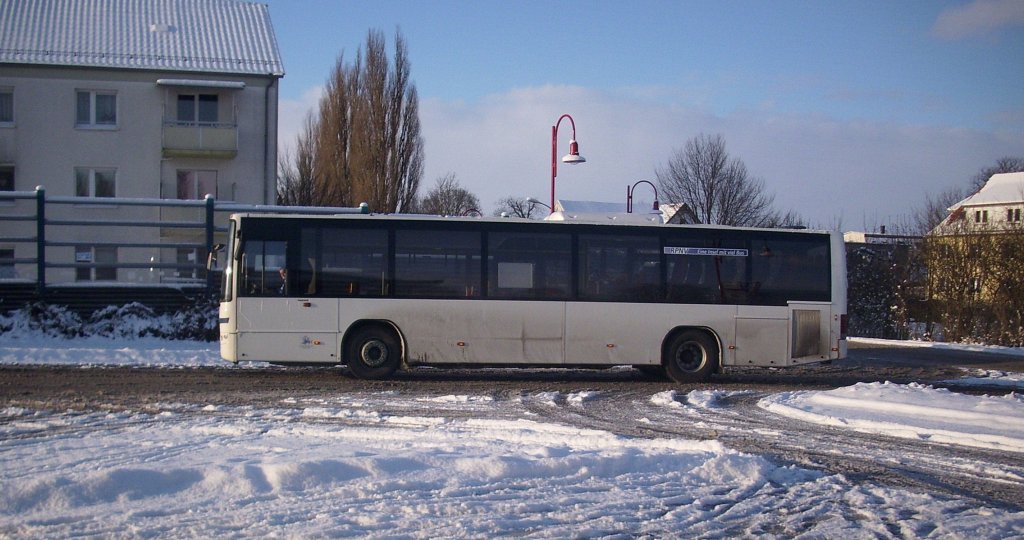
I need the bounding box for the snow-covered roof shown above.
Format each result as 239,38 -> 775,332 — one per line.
549,199 -> 663,224
949,172 -> 1024,209
555,199 -> 628,214
0,0 -> 284,76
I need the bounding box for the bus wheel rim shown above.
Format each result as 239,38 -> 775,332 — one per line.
675,342 -> 706,372
360,339 -> 389,367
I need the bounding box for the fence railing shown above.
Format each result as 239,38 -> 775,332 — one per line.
0,187 -> 369,294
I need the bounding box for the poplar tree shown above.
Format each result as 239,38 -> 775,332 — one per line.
278,29 -> 423,212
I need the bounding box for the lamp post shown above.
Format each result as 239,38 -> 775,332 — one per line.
550,114 -> 585,213
525,196 -> 552,212
626,180 -> 660,213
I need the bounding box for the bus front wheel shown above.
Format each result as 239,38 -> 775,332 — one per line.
664,330 -> 718,383
346,326 -> 401,379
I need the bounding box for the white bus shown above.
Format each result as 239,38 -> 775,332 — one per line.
216,213 -> 847,382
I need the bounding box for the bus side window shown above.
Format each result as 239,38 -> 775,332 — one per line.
667,257 -> 716,304
239,240 -> 288,297
321,229 -> 388,297
303,257 -> 318,295
488,232 -> 570,299
578,235 -> 659,302
298,227 -> 321,296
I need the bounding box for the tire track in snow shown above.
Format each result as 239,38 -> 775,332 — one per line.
518,389 -> 1024,511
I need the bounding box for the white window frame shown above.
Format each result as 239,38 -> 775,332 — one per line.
76,89 -> 117,128
75,245 -> 118,281
75,167 -> 117,198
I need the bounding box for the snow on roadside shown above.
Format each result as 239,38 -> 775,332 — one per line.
849,336 -> 1024,357
0,337 -> 232,368
2,400 -> 1023,538
949,369 -> 1024,390
760,382 -> 1024,453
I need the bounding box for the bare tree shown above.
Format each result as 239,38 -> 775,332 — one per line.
415,173 -> 481,216
492,196 -> 543,219
277,29 -> 423,212
912,185 -> 965,235
656,134 -> 787,227
276,115 -> 319,206
970,156 -> 1024,191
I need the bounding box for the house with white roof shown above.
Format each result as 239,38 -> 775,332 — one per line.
922,172 -> 1024,340
933,172 -> 1024,234
0,0 -> 283,284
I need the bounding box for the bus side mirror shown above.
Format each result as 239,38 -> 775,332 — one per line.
207,243 -> 225,271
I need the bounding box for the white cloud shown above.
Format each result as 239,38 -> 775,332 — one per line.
279,85 -> 1024,228
277,86 -> 323,159
932,0 -> 1024,40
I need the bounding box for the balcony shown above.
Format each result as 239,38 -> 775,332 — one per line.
162,122 -> 237,159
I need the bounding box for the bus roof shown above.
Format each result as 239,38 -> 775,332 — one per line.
228,212 -> 833,235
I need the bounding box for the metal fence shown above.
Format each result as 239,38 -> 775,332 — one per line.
0,187 -> 369,294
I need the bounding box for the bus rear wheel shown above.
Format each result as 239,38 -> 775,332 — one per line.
664,330 -> 718,383
346,326 -> 401,379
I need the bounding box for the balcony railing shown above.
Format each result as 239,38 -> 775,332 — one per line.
162,122 -> 238,159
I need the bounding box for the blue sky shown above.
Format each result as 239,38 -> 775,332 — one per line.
266,0 -> 1024,227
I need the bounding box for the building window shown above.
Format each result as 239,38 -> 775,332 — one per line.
76,90 -> 117,127
176,248 -> 198,280
0,166 -> 13,191
176,170 -> 217,199
0,247 -> 14,279
176,94 -> 218,124
0,89 -> 12,125
1008,208 -> 1021,223
75,246 -> 117,281
75,168 -> 116,197
975,210 -> 988,224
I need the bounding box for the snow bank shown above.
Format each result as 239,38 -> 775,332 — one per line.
850,336 -> 1024,357
0,337 -> 227,367
0,301 -> 217,341
2,399 -> 1022,538
761,382 -> 1024,453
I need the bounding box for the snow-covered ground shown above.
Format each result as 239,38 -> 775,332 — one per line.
1,334 -> 1023,537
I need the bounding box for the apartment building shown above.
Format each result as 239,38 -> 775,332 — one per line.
0,0 -> 284,284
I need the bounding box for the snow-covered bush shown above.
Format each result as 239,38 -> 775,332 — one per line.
0,301 -> 84,338
84,302 -> 164,339
0,297 -> 219,341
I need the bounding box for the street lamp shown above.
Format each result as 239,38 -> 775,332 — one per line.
525,196 -> 552,212
626,180 -> 660,213
550,114 -> 586,213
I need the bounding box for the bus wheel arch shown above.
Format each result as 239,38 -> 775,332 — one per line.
343,320 -> 405,379
662,327 -> 720,383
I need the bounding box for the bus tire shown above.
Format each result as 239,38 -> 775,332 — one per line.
663,330 -> 717,383
346,325 -> 401,379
